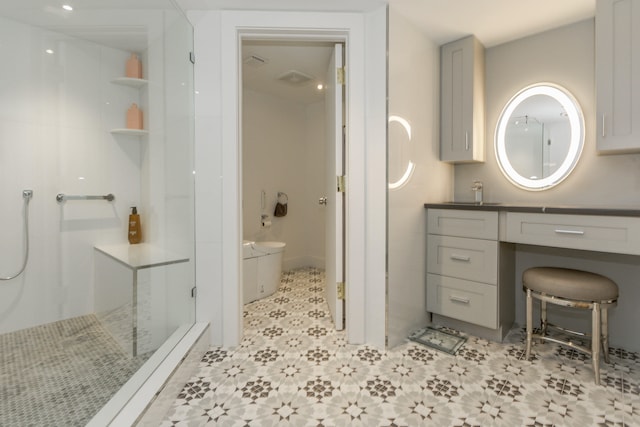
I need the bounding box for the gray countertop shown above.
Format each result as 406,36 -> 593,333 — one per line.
424,202 -> 640,217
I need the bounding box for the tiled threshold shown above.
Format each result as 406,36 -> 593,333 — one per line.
88,322 -> 209,426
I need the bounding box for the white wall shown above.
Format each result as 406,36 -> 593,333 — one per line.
303,101 -> 327,267
387,8 -> 454,347
242,90 -> 325,270
454,19 -> 640,352
455,19 -> 640,205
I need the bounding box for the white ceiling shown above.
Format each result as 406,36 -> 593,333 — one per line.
0,0 -> 596,104
176,0 -> 595,48
191,0 -> 596,104
242,41 -> 335,105
389,0 -> 595,48
0,0 -> 181,52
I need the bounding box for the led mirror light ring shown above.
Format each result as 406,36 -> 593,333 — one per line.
388,115 -> 415,190
495,83 -> 584,191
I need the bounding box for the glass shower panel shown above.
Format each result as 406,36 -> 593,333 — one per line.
0,1 -> 195,425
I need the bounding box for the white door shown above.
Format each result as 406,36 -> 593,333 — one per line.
324,43 -> 345,330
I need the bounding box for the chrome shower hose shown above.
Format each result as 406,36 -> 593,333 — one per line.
1,190 -> 32,281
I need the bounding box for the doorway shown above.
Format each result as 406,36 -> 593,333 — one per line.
240,39 -> 346,332
211,10 -> 386,347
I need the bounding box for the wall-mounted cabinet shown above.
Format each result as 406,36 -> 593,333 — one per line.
440,35 -> 485,163
596,0 -> 640,153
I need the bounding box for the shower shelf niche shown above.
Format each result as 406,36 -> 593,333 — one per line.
110,77 -> 149,88
110,128 -> 149,136
110,76 -> 148,135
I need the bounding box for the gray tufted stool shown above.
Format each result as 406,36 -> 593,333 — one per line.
523,267 -> 618,385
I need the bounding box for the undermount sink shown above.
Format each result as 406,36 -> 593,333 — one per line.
443,201 -> 501,206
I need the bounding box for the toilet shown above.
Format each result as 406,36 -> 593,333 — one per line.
242,240 -> 286,304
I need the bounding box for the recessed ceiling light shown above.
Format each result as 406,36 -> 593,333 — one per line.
45,49 -> 54,54
62,4 -> 73,11
317,84 -> 324,90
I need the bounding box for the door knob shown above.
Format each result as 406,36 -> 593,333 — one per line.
318,197 -> 327,205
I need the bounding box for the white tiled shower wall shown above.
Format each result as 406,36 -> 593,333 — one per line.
0,16 -> 141,333
0,12 -> 196,335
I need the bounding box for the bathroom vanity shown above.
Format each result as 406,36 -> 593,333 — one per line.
424,203 -> 640,341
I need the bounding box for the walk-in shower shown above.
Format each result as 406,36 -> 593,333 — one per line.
0,1 -> 195,425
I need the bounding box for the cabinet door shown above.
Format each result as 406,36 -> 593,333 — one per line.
596,0 -> 640,153
440,35 -> 485,163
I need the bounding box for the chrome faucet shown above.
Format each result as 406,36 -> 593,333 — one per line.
472,180 -> 483,204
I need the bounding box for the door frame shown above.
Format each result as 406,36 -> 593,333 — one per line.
238,32 -> 349,335
214,10 -> 386,347
239,37 -> 346,329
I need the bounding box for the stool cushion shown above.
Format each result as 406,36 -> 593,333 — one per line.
523,267 -> 618,302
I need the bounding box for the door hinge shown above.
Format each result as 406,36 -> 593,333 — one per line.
337,282 -> 345,300
189,51 -> 195,64
337,67 -> 345,85
337,175 -> 346,193
191,286 -> 197,298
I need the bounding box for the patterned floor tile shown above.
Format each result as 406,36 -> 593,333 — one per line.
163,267 -> 640,427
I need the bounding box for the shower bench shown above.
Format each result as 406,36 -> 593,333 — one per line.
93,244 -> 190,357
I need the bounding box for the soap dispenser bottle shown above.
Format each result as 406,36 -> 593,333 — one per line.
128,207 -> 142,244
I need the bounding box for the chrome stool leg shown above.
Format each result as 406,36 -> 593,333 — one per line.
526,288 -> 533,359
540,299 -> 548,342
602,307 -> 610,364
592,302 -> 601,385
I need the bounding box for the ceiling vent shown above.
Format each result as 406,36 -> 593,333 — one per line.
277,69 -> 314,86
243,54 -> 268,68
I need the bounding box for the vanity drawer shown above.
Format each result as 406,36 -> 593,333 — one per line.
427,235 -> 498,284
426,273 -> 497,329
505,212 -> 640,255
428,209 -> 498,240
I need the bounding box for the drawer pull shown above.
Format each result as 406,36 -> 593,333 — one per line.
554,229 -> 585,236
450,253 -> 471,262
450,295 -> 470,304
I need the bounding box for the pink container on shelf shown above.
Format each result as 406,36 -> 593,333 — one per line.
126,103 -> 143,129
126,53 -> 142,79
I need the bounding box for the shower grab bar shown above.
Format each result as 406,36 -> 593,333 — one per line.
56,193 -> 115,203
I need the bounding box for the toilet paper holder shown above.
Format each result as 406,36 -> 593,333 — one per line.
261,213 -> 271,228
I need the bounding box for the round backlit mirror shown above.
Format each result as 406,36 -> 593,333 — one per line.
495,83 -> 584,191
